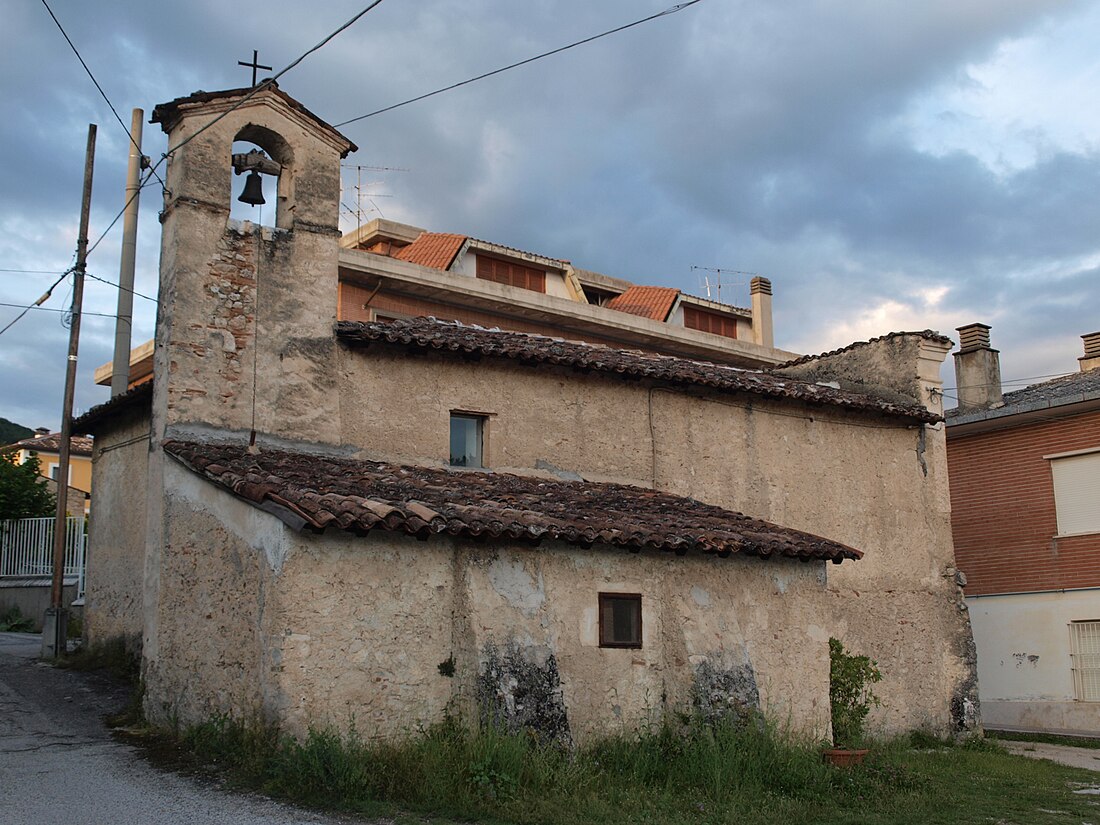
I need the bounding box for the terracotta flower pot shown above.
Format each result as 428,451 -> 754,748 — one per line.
823,747 -> 869,767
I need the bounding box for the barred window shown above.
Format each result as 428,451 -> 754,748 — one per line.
1070,620 -> 1100,701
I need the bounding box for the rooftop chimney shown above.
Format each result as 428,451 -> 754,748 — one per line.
953,323 -> 1003,411
750,277 -> 774,349
1081,331 -> 1100,372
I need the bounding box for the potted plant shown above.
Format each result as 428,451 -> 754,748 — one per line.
824,637 -> 882,767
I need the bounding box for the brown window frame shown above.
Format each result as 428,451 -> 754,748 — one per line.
475,254 -> 547,293
598,593 -> 643,649
683,305 -> 739,339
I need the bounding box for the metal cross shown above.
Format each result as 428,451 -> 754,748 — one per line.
238,50 -> 273,86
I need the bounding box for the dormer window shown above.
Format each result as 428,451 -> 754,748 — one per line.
476,255 -> 546,293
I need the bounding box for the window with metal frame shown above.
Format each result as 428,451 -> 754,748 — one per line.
599,593 -> 642,648
1070,620 -> 1100,701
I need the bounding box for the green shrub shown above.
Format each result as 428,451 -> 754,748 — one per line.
0,605 -> 35,632
829,637 -> 882,748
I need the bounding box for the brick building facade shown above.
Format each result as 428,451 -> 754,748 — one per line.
947,324 -> 1100,734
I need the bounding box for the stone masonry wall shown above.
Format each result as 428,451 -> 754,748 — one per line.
338,343 -> 974,736
84,406 -> 150,652
146,471 -> 831,742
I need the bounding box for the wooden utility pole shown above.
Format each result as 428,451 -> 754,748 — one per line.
42,123 -> 96,659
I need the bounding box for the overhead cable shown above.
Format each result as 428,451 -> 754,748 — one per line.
335,0 -> 705,127
156,0 -> 387,167
39,0 -> 167,190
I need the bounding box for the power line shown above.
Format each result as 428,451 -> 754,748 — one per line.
943,371 -> 1075,391
39,0 -> 167,191
85,272 -> 158,304
0,269 -> 69,275
152,0 -> 387,175
0,301 -> 119,320
335,0 -> 705,127
0,270 -> 72,337
85,172 -> 160,259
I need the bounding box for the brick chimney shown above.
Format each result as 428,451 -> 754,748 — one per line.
953,323 -> 1003,411
1080,331 -> 1100,372
750,276 -> 774,349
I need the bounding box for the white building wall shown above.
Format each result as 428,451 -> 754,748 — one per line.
967,588 -> 1100,734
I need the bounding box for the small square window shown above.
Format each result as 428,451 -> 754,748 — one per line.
599,593 -> 642,648
450,413 -> 484,468
49,464 -> 60,480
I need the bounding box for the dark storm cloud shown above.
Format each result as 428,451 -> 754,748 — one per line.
0,0 -> 1096,427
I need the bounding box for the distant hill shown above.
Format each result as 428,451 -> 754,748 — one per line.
0,417 -> 34,447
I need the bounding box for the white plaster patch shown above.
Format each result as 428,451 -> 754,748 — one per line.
166,461 -> 291,573
691,585 -> 711,607
805,624 -> 831,644
486,556 -> 545,617
772,570 -> 793,594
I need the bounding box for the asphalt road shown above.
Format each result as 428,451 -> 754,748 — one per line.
0,632 -> 360,825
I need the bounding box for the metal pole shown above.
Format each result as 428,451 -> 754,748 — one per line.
43,123 -> 96,659
111,109 -> 143,397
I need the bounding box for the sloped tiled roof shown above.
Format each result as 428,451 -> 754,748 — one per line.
336,317 -> 941,423
395,233 -> 468,270
998,367 -> 1100,409
151,82 -> 357,156
776,330 -> 954,369
7,432 -> 93,456
72,382 -> 154,433
606,286 -> 680,321
946,366 -> 1100,421
163,440 -> 861,563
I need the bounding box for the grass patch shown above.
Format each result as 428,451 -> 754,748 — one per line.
988,729 -> 1100,750
56,637 -> 140,684
147,714 -> 1100,825
0,605 -> 35,632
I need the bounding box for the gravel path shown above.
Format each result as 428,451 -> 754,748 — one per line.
1000,739 -> 1100,772
0,632 -> 372,825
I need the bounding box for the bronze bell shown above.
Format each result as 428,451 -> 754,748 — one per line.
238,170 -> 265,206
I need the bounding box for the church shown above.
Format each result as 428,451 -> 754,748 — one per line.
76,82 -> 977,743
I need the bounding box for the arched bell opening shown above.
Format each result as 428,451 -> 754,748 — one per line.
228,124 -> 294,229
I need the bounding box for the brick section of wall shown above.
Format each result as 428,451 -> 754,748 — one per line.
339,282 -> 643,351
948,408 -> 1100,595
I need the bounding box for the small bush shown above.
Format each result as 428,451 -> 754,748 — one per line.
0,605 -> 35,632
829,637 -> 882,748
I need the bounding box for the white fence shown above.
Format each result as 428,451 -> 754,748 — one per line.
0,516 -> 87,597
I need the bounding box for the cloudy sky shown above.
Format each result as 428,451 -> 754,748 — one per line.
2,0 -> 1098,429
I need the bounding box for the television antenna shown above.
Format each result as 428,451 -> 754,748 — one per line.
690,265 -> 756,302
340,163 -> 408,228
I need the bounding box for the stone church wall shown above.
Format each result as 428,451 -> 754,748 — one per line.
142,465 -> 831,742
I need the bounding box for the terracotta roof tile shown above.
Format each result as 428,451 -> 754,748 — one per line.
606,286 -> 680,321
163,440 -> 861,563
395,233 -> 468,270
7,432 -> 94,456
336,317 -> 940,423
